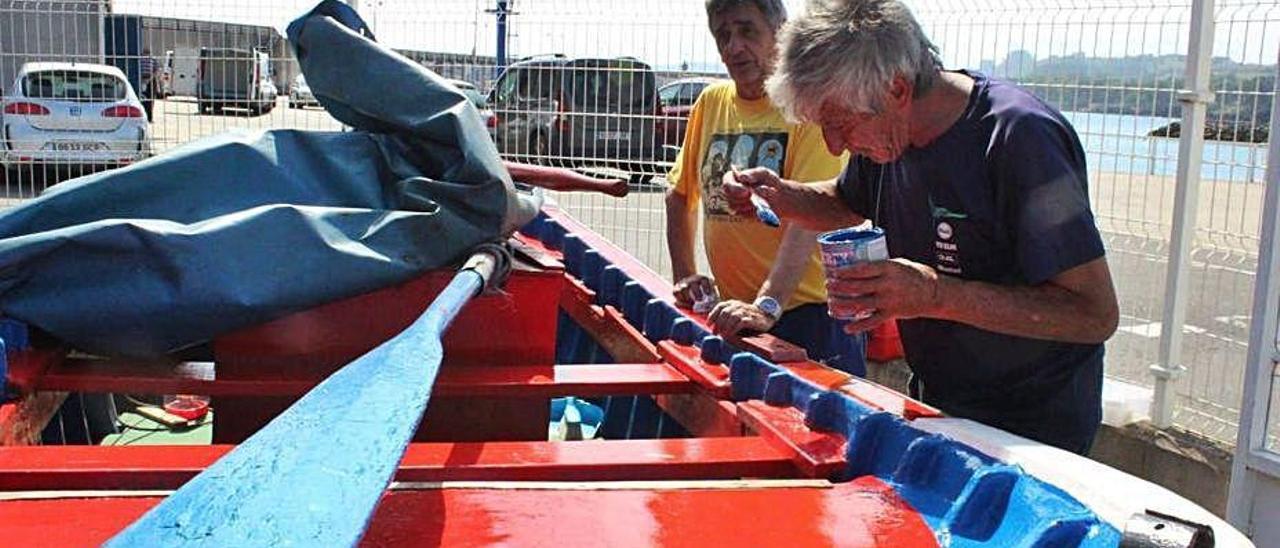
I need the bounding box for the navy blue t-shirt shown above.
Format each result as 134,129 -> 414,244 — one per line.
837,71 -> 1106,453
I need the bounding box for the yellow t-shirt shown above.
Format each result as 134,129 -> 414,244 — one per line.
668,81 -> 847,308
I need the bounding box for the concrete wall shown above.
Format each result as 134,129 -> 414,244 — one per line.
0,0 -> 105,92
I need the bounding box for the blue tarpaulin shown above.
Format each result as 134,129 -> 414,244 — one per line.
0,0 -> 539,358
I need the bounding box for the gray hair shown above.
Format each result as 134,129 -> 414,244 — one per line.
705,0 -> 788,31
767,0 -> 942,122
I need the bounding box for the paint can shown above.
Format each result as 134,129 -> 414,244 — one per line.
817,226 -> 888,320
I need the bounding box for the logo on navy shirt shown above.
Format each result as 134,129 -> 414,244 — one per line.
936,221 -> 953,241
929,195 -> 964,275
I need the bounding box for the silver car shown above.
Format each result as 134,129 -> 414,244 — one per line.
2,62 -> 152,171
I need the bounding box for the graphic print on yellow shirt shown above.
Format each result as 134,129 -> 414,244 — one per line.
700,132 -> 788,217
668,81 -> 845,308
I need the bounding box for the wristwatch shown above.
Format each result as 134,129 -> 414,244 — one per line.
753,296 -> 783,322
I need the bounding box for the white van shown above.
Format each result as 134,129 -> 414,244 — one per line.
164,48 -> 199,98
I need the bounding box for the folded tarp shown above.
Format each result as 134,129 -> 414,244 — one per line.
0,0 -> 539,358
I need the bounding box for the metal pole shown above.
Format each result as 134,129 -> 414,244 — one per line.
97,0 -> 106,64
1226,50 -> 1280,537
496,0 -> 509,77
1150,0 -> 1215,428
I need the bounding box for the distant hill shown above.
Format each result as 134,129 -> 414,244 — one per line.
990,51 -> 1274,142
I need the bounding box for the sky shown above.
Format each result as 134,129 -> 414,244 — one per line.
113,0 -> 1280,71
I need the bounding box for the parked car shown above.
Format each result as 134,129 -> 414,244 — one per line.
1,62 -> 152,173
197,47 -> 277,115
657,76 -> 718,154
287,73 -> 319,108
487,55 -> 659,183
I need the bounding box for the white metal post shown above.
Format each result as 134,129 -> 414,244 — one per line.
1226,49 -> 1280,541
1150,0 -> 1215,428
97,0 -> 106,64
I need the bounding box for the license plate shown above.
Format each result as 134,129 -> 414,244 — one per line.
51,141 -> 102,152
596,131 -> 630,141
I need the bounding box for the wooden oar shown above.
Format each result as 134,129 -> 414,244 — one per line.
503,161 -> 630,197
106,245 -> 510,547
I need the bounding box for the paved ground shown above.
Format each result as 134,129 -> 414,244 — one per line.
2,97 -> 1271,446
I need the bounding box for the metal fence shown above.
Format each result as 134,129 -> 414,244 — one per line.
0,0 -> 1276,448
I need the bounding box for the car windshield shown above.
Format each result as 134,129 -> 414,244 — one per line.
566,59 -> 655,113
22,70 -> 127,102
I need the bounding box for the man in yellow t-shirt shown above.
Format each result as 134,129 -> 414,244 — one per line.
665,0 -> 865,375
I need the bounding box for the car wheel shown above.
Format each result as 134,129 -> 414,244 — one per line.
198,101 -> 209,114
211,103 -> 224,115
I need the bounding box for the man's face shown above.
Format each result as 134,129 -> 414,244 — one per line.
709,4 -> 777,99
816,90 -> 913,164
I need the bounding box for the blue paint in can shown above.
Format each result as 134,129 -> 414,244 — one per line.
817,226 -> 888,320
817,226 -> 888,269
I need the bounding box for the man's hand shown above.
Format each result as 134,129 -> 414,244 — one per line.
673,274 -> 716,308
707,299 -> 777,336
826,258 -> 941,334
722,167 -> 805,220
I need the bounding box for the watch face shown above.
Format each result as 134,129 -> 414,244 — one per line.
756,297 -> 781,318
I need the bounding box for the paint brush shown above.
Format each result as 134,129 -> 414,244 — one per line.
732,166 -> 780,228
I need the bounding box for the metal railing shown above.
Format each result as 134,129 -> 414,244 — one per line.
1,0 -> 1276,448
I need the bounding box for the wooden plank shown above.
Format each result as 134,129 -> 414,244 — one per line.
560,279 -> 662,363
0,437 -> 798,491
0,391 -> 68,446
106,266 -> 488,546
37,360 -> 693,399
737,400 -> 848,480
654,392 -> 744,438
439,363 -> 695,397
656,340 -> 731,398
0,477 -> 939,547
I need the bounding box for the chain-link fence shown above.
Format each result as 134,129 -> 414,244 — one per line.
1,0 -> 1276,447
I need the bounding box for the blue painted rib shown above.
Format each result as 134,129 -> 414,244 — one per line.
527,213 -> 1127,546
107,269 -> 485,547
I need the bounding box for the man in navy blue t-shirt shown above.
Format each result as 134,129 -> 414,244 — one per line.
723,0 -> 1119,454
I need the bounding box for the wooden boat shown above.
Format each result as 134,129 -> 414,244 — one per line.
0,203 -> 1249,546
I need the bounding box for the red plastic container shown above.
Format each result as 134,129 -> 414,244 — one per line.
163,394 -> 211,421
867,320 -> 905,362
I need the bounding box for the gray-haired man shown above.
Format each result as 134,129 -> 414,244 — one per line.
726,0 -> 1119,454
665,0 -> 866,376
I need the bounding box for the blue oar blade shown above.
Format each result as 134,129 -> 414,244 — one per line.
107,271 -> 482,547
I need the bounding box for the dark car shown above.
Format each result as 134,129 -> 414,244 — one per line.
488,55 -> 659,183
657,77 -> 718,152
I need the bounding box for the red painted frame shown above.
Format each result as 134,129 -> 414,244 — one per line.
0,206 -> 948,547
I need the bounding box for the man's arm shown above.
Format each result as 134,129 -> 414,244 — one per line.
724,170 -> 865,232
706,222 -> 818,336
756,223 -> 818,305
828,256 -> 1119,344
666,188 -> 715,307
935,256 -> 1119,343
666,188 -> 699,282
